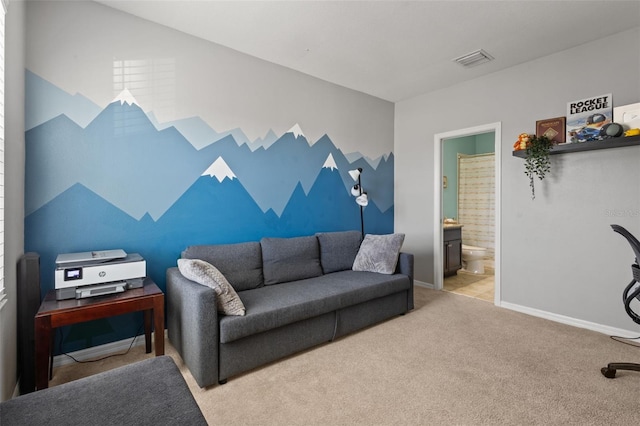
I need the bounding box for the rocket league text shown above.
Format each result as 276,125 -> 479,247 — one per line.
569,96 -> 609,114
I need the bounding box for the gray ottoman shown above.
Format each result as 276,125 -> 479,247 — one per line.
0,356 -> 207,425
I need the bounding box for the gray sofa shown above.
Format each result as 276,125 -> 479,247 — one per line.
166,231 -> 414,388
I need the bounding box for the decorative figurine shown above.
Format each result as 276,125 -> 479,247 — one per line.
513,133 -> 530,151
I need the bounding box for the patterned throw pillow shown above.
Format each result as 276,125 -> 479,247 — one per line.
352,233 -> 405,274
177,259 -> 246,316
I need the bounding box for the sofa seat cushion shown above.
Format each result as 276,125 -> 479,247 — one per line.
219,270 -> 410,343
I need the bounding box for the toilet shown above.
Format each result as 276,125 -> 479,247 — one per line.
461,244 -> 488,274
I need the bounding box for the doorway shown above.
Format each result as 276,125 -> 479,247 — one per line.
433,123 -> 501,306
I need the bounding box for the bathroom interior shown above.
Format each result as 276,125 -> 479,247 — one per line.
442,132 -> 495,302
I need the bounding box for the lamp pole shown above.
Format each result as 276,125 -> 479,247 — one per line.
357,174 -> 364,239
349,167 -> 367,240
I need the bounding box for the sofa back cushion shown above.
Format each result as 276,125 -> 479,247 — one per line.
182,242 -> 263,291
261,236 -> 323,285
316,231 -> 362,273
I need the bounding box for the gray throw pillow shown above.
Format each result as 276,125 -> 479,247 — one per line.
177,259 -> 246,316
316,231 -> 362,273
261,236 -> 323,285
352,233 -> 405,274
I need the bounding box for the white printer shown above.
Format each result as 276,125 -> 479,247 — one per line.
55,249 -> 146,300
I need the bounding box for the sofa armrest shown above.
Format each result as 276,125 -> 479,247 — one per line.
396,252 -> 414,310
166,267 -> 219,388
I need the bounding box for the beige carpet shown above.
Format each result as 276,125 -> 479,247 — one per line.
49,287 -> 640,425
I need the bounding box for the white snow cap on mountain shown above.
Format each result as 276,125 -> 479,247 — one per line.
112,88 -> 139,106
202,156 -> 237,183
287,123 -> 305,139
323,153 -> 338,170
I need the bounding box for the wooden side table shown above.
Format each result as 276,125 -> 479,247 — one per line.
34,278 -> 164,390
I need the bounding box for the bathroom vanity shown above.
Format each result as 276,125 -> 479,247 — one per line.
443,225 -> 463,276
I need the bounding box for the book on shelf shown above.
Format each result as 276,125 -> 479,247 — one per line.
566,93 -> 612,143
536,116 -> 566,144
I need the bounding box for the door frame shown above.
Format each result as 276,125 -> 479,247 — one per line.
433,122 -> 502,306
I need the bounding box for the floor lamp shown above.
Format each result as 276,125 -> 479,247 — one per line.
349,168 -> 369,239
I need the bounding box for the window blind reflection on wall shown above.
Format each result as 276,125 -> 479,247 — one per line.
112,58 -> 176,136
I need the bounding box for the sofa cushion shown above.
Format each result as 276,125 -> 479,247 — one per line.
316,231 -> 362,273
353,233 -> 405,274
219,270 -> 410,343
177,259 -> 246,316
182,242 -> 263,291
261,236 -> 323,285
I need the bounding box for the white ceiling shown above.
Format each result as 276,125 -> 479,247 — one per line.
97,0 -> 640,102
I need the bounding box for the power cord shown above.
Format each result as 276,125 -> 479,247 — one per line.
610,334 -> 640,348
57,322 -> 145,363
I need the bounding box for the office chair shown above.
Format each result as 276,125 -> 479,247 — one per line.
601,224 -> 640,379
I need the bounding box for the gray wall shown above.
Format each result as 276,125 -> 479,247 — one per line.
395,27 -> 640,332
1,0 -> 25,401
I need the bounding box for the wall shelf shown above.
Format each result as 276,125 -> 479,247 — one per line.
512,135 -> 640,158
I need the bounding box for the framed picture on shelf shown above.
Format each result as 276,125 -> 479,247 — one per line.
566,93 -> 612,143
613,102 -> 640,131
536,116 -> 566,144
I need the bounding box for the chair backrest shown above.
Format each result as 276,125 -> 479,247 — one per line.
611,224 -> 640,266
612,225 -> 640,326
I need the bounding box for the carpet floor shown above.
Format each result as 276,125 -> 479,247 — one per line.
49,286 -> 640,425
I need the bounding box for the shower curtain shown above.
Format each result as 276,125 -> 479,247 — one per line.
457,153 -> 495,258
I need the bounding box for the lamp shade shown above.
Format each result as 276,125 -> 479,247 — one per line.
348,168 -> 361,181
356,193 -> 369,207
351,184 -> 361,197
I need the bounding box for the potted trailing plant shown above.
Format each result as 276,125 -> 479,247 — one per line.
523,134 -> 554,200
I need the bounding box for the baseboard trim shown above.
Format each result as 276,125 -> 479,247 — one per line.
53,330 -> 168,368
415,280 -> 434,289
418,283 -> 636,338
501,301 -> 638,338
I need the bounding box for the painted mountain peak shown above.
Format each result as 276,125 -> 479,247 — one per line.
112,88 -> 139,106
202,156 -> 237,182
25,70 -> 102,130
323,153 -> 338,170
287,123 -> 305,139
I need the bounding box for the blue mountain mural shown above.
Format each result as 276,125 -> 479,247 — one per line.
26,100 -> 221,220
149,113 -> 280,151
25,70 -> 102,130
24,69 -> 395,354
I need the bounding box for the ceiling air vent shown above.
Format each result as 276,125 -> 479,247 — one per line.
453,49 -> 494,68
